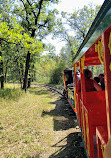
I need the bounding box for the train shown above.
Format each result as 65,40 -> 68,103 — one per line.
63,0 -> 111,158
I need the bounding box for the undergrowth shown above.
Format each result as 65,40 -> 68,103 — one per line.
0,88 -> 23,100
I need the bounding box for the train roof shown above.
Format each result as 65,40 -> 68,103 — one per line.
73,0 -> 111,65
64,67 -> 72,72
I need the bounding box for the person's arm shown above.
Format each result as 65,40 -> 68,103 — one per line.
103,137 -> 111,158
93,80 -> 102,91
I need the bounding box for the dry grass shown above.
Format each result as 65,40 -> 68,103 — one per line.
0,84 -> 57,157
0,84 -> 81,158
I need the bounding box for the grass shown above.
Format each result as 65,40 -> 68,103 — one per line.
0,83 -> 81,158
0,83 -> 60,158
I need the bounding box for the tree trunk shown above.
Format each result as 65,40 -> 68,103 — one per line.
27,76 -> 31,88
20,63 -> 24,88
23,51 -> 30,92
0,50 -> 4,89
4,60 -> 9,83
1,75 -> 4,89
0,61 -> 4,89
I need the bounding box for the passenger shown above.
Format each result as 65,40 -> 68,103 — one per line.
77,70 -> 80,81
94,77 -> 100,83
99,74 -> 105,90
65,73 -> 69,86
94,77 -> 100,91
78,69 -> 102,92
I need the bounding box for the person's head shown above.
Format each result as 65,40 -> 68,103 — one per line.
84,69 -> 92,79
94,77 -> 100,83
99,74 -> 104,81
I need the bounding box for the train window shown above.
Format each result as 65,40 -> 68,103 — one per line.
64,68 -> 73,89
77,65 -> 105,92
87,65 -> 104,77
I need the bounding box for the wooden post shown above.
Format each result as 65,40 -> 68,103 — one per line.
79,57 -> 86,104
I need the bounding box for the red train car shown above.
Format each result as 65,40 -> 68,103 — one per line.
72,0 -> 111,157
63,68 -> 76,112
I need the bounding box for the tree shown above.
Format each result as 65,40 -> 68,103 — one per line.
62,4 -> 100,43
0,16 -> 43,88
44,43 -> 56,59
11,0 -> 59,91
53,4 -> 101,66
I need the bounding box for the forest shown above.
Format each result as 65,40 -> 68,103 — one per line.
0,0 -> 103,90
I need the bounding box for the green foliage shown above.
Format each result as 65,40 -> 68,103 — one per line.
59,38 -> 78,67
62,4 -> 101,42
49,62 -> 65,84
0,87 -> 24,100
88,65 -> 104,77
35,54 -> 58,83
0,11 -> 44,87
0,1 -> 103,87
13,0 -> 59,37
0,19 -> 44,54
11,0 -> 60,89
55,3 -> 101,67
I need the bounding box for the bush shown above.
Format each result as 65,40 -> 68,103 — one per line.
49,63 -> 65,85
0,87 -> 23,100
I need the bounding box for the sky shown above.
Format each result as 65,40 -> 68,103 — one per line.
44,0 -> 105,55
55,0 -> 105,13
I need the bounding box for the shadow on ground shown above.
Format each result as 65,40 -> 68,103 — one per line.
49,132 -> 87,158
41,96 -> 88,158
41,97 -> 77,130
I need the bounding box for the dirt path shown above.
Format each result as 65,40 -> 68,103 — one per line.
40,91 -> 87,158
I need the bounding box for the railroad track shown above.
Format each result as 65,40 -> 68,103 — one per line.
35,84 -> 64,97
